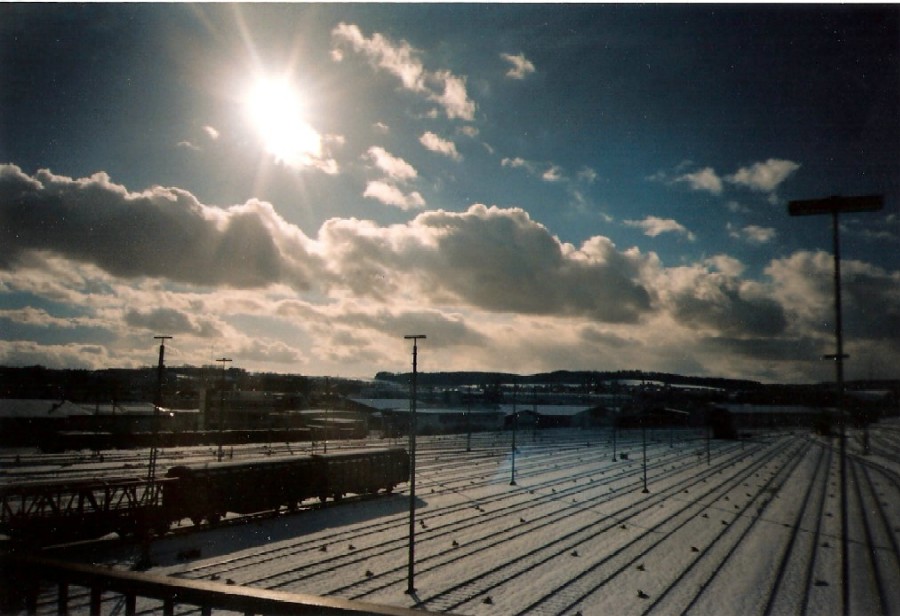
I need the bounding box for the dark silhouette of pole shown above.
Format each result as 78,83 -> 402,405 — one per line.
216,357 -> 232,462
146,336 -> 171,490
138,335 -> 170,569
612,414 -> 617,461
510,383 -> 518,486
641,412 -> 649,493
404,334 -> 425,595
324,377 -> 330,454
465,387 -> 472,452
789,194 -> 882,616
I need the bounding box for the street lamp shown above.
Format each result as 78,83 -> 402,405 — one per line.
146,336 -> 171,491
216,357 -> 232,462
510,383 -> 518,486
404,334 -> 425,595
788,193 -> 883,616
641,411 -> 649,493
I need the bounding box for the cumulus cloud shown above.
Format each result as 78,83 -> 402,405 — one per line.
0,164 -> 321,289
332,23 -> 476,121
5,165 -> 898,381
419,131 -> 462,160
501,52 -> 535,79
501,157 -> 532,171
363,181 -> 426,210
624,216 -> 696,241
727,159 -> 800,192
728,223 -> 777,244
542,165 -> 565,182
650,262 -> 787,337
675,166 -> 723,195
364,147 -> 418,182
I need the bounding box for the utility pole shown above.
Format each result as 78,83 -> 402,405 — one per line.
404,334 -> 425,595
146,336 -> 171,491
216,357 -> 232,462
641,410 -> 649,493
138,335 -> 170,570
788,194 -> 883,616
510,383 -> 518,486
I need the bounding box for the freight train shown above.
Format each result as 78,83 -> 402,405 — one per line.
0,448 -> 409,544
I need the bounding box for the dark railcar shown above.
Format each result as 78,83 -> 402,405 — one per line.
162,448 -> 408,525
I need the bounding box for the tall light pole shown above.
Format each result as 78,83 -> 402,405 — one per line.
404,334 -> 425,595
641,410 -> 649,493
138,335 -> 170,570
788,194 -> 883,616
146,336 -> 171,491
510,383 -> 518,486
324,377 -> 331,454
216,357 -> 232,462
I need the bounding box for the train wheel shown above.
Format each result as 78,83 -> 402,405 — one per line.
191,516 -> 203,526
208,513 -> 221,526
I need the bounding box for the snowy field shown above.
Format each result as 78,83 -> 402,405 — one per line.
8,421 -> 900,616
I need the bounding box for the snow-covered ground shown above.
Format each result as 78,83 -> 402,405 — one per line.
11,421 -> 900,615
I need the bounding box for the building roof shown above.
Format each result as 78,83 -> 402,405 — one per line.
0,399 -> 92,419
718,404 -> 829,415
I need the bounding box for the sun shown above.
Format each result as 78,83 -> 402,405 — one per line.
244,76 -> 322,168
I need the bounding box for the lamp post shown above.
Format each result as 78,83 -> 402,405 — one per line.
641,411 -> 649,493
138,335 -> 170,569
216,357 -> 232,462
788,193 -> 883,616
146,336 -> 171,491
510,383 -> 518,486
404,334 -> 425,595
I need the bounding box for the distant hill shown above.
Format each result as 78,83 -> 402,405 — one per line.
374,370 -> 763,391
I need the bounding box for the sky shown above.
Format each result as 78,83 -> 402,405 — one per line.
1,4 -> 898,384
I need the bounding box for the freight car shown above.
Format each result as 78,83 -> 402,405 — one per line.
163,448 -> 409,525
0,448 -> 409,544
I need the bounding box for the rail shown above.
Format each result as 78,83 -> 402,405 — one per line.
1,554 -> 447,615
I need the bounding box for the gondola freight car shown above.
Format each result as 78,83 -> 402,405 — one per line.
1,448 -> 409,543
162,448 -> 409,525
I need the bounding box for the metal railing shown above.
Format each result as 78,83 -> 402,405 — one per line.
2,554 -> 446,616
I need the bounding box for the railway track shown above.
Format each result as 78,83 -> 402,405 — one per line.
16,425 -> 899,616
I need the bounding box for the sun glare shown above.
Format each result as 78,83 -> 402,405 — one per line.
245,77 -> 322,168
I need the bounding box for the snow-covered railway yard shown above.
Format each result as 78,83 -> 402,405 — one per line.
11,423 -> 900,616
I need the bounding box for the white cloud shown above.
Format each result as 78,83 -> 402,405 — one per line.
727,159 -> 801,192
203,125 -> 220,140
0,164 -> 321,290
676,167 -> 723,195
362,181 -> 426,210
578,167 -> 598,184
501,157 -> 531,170
332,23 -> 476,121
430,70 -> 476,121
542,165 -> 565,182
419,131 -> 462,161
373,122 -> 390,134
364,147 -> 418,183
5,165 -> 898,382
624,216 -> 696,241
501,52 -> 535,79
728,223 -> 777,244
